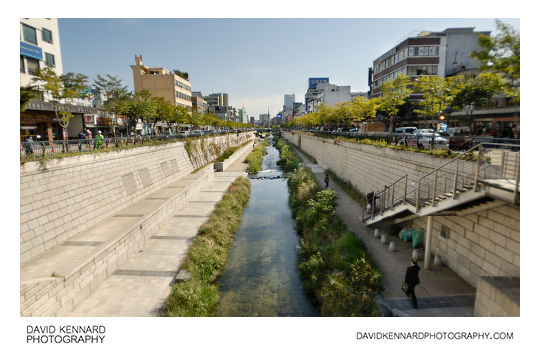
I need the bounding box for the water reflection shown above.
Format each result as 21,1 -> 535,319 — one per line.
214,143 -> 316,317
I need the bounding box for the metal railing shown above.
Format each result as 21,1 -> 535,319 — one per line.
369,142 -> 520,219
289,128 -> 520,151
20,130 -> 248,160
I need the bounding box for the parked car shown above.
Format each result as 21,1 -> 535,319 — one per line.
415,132 -> 449,149
413,128 -> 434,134
394,126 -> 417,134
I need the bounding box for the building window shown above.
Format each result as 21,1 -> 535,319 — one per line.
440,225 -> 450,239
26,57 -> 39,76
42,28 -> 53,43
22,23 -> 37,45
45,53 -> 55,67
20,55 -> 25,73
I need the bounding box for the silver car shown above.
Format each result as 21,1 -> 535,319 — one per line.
415,132 -> 449,150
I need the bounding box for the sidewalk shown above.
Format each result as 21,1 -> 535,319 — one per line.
68,153 -> 250,316
295,149 -> 476,317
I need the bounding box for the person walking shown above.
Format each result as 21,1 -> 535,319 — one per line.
324,174 -> 330,189
404,258 -> 421,308
95,130 -> 104,149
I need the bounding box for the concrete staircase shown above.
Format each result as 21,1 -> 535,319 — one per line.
365,143 -> 520,226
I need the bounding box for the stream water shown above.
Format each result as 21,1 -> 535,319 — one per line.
214,137 -> 316,316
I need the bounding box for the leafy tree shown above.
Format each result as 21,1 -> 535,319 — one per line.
173,69 -> 189,80
413,75 -> 462,126
127,90 -> 157,132
450,73 -> 504,128
154,97 -> 176,133
350,96 -> 381,122
93,74 -> 129,101
20,86 -> 39,112
471,20 -> 520,102
379,75 -> 413,131
33,67 -> 89,140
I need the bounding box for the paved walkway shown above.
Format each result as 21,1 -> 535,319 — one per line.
295,149 -> 476,317
68,155 -> 250,316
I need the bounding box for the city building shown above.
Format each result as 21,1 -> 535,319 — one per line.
369,27 -> 519,133
305,81 -> 352,113
369,28 -> 490,98
258,113 -> 270,127
131,55 -> 192,109
191,91 -> 208,114
20,19 -> 113,141
249,116 -> 255,125
283,94 -> 295,111
204,92 -> 229,109
20,18 -> 63,88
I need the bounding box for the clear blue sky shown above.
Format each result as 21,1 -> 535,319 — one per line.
58,18 -> 519,119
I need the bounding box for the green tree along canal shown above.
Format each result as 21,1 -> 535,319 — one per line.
214,138 -> 316,316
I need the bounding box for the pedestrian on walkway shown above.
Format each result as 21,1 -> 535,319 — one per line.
404,258 -> 421,309
324,174 -> 330,189
95,130 -> 104,149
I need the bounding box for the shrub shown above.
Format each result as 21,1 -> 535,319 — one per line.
274,135 -> 382,316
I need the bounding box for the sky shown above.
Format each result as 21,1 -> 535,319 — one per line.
57,18 -> 519,120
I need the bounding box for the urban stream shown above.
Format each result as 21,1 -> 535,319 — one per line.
214,137 -> 317,316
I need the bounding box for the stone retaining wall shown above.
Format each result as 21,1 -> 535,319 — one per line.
410,205 -> 520,288
20,167 -> 215,316
283,132 -> 519,291
20,133 -> 253,266
474,277 -> 519,316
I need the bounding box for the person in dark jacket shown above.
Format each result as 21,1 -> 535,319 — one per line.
324,174 -> 329,189
404,258 -> 421,308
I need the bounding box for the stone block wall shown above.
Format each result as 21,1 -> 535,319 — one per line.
474,277 -> 520,316
283,132 -> 519,290
283,132 -> 475,196
410,205 -> 520,288
20,166 -> 215,316
20,133 -> 253,266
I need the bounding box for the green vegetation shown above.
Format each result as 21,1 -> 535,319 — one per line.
245,140 -> 269,174
324,169 -> 368,209
274,136 -> 382,316
164,177 -> 251,316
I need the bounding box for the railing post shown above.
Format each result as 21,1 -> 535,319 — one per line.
416,179 -> 421,212
403,175 -> 408,205
501,151 -> 506,177
432,170 -> 438,207
391,185 -> 395,210
513,155 -> 520,206
474,144 -> 483,192
452,159 -> 459,199
371,196 -> 375,218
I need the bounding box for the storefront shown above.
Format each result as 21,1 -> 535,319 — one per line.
21,100 -> 113,141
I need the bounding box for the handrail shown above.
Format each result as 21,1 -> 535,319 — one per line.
368,142 -> 520,221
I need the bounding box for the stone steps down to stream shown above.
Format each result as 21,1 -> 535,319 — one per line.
20,141 -> 253,317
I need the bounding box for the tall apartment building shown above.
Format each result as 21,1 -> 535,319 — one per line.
369,27 -> 489,98
284,94 -> 295,111
131,55 -> 192,109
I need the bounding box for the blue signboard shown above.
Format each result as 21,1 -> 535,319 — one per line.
276,114 -> 282,119
20,41 -> 43,61
309,77 -> 329,89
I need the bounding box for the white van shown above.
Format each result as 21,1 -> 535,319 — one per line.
394,127 -> 417,134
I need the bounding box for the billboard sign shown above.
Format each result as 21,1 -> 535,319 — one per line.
309,77 -> 329,89
20,41 -> 43,61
